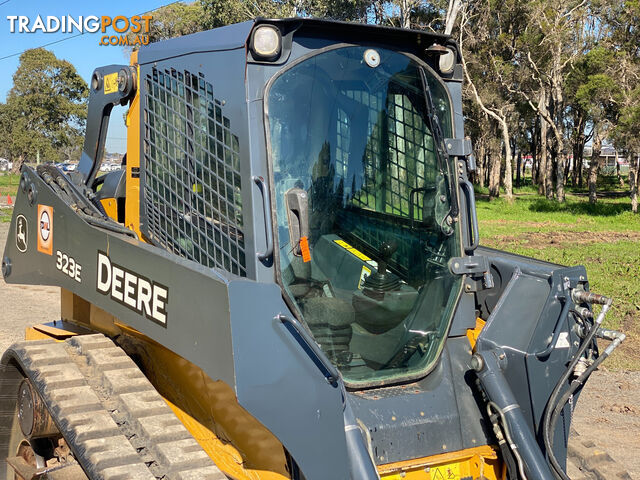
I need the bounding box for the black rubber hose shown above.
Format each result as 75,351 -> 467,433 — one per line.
37,163 -> 138,240
499,442 -> 518,480
547,330 -> 626,479
488,413 -> 518,480
91,196 -> 109,218
542,300 -> 610,480
81,213 -> 138,239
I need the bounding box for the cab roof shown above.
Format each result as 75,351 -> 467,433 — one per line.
138,17 -> 453,65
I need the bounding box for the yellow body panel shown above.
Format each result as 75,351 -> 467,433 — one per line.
124,52 -> 143,238
379,445 -> 504,480
100,198 -> 118,221
25,327 -> 58,341
466,318 -> 486,351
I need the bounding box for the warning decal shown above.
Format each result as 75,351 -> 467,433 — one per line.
358,265 -> 371,289
334,239 -> 377,267
104,72 -> 119,94
37,204 -> 53,255
431,464 -> 460,479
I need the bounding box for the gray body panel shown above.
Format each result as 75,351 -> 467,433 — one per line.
475,246 -> 587,465
348,336 -> 489,464
138,21 -> 253,64
2,168 -> 351,479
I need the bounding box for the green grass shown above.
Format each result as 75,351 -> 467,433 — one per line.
0,208 -> 12,223
0,174 -> 19,223
0,173 -> 19,197
477,181 -> 640,370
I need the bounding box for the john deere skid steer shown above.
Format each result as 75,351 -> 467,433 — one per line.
0,18 -> 627,480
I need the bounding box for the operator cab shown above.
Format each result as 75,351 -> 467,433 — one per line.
266,44 -> 463,388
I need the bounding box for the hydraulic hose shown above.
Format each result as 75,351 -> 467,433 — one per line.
547,330 -> 625,480
487,402 -> 522,480
542,294 -> 612,480
37,164 -> 138,240
472,350 -> 555,480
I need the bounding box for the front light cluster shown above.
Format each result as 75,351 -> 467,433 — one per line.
251,25 -> 281,60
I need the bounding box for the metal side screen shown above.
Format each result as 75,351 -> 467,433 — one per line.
142,67 -> 246,277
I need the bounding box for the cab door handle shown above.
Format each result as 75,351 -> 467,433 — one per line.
253,175 -> 274,262
460,179 -> 479,253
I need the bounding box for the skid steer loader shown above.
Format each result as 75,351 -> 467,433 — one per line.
0,18 -> 627,480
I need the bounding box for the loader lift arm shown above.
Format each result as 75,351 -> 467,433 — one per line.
75,66 -> 136,189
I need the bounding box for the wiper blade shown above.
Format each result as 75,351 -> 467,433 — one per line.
418,67 -> 446,167
418,67 -> 459,220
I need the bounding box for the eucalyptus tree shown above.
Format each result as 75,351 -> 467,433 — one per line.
506,0 -> 595,202
458,0 -> 531,200
604,0 -> 640,212
0,49 -> 88,172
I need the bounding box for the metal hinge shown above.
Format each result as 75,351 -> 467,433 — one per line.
444,137 -> 476,172
448,255 -> 494,291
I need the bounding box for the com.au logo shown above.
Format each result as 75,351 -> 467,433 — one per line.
6,15 -> 152,46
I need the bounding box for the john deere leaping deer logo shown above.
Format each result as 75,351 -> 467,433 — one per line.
15,214 -> 27,253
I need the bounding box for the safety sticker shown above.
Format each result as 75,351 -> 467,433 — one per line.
431,464 -> 460,479
555,331 -> 570,348
104,72 -> 119,94
37,205 -> 53,255
358,265 -> 371,289
15,214 -> 28,253
334,239 -> 370,261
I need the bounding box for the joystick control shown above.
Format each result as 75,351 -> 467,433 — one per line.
363,242 -> 401,296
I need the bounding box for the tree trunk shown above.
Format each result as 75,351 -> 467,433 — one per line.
571,143 -> 579,187
399,0 -> 412,28
540,114 -> 553,198
488,146 -> 501,199
444,0 -> 463,35
630,152 -> 639,214
616,151 -> 624,188
10,155 -> 24,174
589,136 -> 602,204
572,135 -> 585,188
578,141 -> 584,187
477,143 -> 486,188
551,47 -> 566,202
500,121 -> 513,201
556,153 -> 566,202
531,134 -> 539,188
516,152 -> 522,187
572,115 -> 586,187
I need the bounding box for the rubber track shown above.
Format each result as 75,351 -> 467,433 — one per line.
568,430 -> 633,480
0,360 -> 23,478
0,335 -> 227,480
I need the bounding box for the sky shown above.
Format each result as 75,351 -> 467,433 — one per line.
0,0 -> 174,153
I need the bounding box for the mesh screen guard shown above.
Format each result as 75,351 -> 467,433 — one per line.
141,67 -> 247,277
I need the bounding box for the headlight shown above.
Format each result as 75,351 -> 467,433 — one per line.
438,48 -> 456,75
251,25 -> 281,60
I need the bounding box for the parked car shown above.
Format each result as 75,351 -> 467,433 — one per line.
0,158 -> 13,171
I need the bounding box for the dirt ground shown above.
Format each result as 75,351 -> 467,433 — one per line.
0,222 -> 60,354
0,221 -> 638,478
487,229 -> 640,249
571,369 -> 640,477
